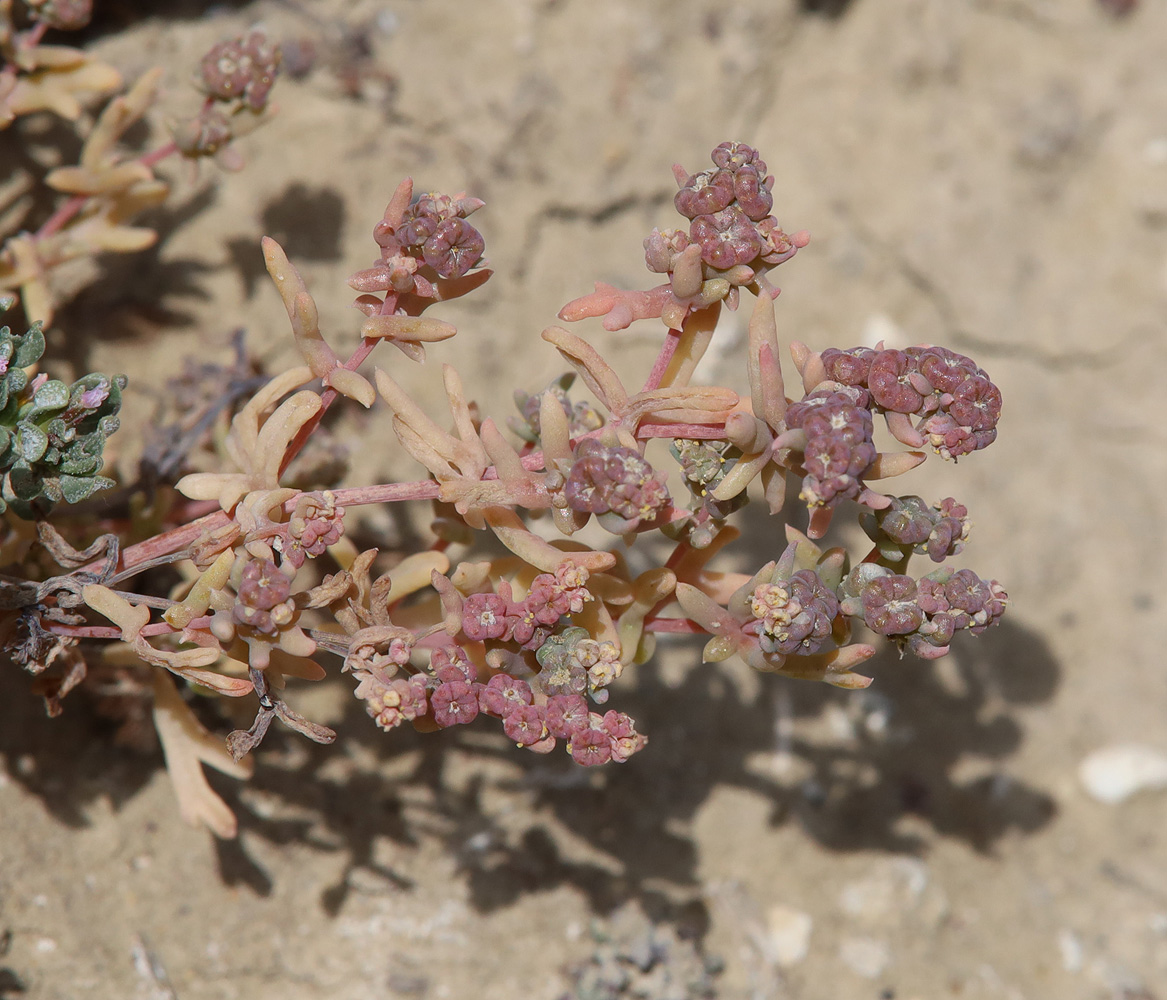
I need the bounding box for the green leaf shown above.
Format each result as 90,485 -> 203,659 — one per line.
12,324 -> 45,368
46,417 -> 73,448
5,463 -> 41,500
58,448 -> 100,476
14,423 -> 48,464
31,379 -> 69,414
59,474 -> 112,504
4,368 -> 27,397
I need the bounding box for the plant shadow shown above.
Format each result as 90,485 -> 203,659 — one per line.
1,463 -> 1060,931
0,597 -> 1058,932
798,0 -> 859,17
226,182 -> 347,300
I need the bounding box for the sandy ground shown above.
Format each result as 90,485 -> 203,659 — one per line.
3,0 -> 1167,997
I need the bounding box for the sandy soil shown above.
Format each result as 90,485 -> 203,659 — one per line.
3,1 -> 1166,998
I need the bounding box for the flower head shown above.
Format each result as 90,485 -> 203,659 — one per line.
564,439 -> 670,532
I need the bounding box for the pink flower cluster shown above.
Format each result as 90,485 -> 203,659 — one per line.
785,386 -> 877,508
870,495 -> 969,563
666,141 -> 795,271
232,557 -> 294,636
276,491 -> 345,569
841,563 -> 1007,659
743,568 -> 839,657
820,345 -> 1002,459
351,643 -> 646,765
199,31 -> 281,112
564,439 -> 671,533
350,191 -> 486,308
476,678 -> 646,765
460,564 -> 594,651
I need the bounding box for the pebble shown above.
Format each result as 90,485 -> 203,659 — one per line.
838,936 -> 890,978
1057,928 -> 1083,972
765,905 -> 813,968
1078,744 -> 1167,804
1145,137 -> 1167,165
839,858 -> 928,921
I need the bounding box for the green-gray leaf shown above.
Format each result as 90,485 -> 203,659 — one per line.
59,474 -> 113,504
12,324 -> 45,368
32,379 -> 70,414
14,423 -> 48,464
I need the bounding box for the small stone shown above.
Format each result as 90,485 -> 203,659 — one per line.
1144,137 -> 1167,165
765,905 -> 813,968
838,936 -> 890,979
1057,928 -> 1083,972
839,858 -> 928,921
1079,744 -> 1167,804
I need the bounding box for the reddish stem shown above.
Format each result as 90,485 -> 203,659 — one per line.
278,336 -> 379,478
639,328 -> 682,394
637,422 -> 725,439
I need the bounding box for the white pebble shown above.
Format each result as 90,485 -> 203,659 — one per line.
1144,137 -> 1167,165
839,857 -> 928,921
838,936 -> 890,978
1057,928 -> 1083,972
1079,744 -> 1167,804
765,905 -> 813,968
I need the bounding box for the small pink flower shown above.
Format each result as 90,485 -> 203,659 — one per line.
503,705 -> 547,746
569,727 -> 613,766
431,680 -> 479,727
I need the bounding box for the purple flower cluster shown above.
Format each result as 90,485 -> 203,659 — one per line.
349,189 -> 487,318
842,564 -> 1007,658
460,564 -> 594,651
820,345 -> 1002,460
873,495 -> 969,563
232,557 -> 294,636
564,439 -> 670,532
374,192 -> 485,281
784,386 -> 877,508
648,142 -> 799,276
199,31 -> 281,112
352,641 -> 645,764
277,491 -> 345,569
489,684 -> 646,765
744,568 -> 839,656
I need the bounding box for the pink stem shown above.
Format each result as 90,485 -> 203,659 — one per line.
328,479 -> 441,506
47,624 -> 122,639
637,422 -> 725,439
639,328 -> 682,394
277,336 -> 379,477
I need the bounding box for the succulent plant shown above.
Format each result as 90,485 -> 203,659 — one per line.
0,323 -> 125,517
